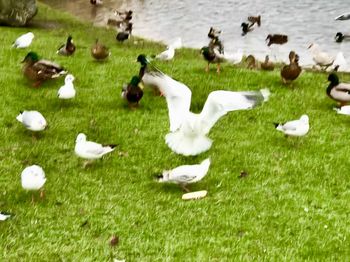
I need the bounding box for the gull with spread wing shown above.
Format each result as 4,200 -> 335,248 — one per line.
137,54 -> 270,156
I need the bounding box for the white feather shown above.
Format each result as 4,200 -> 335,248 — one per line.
143,70 -> 269,156
21,165 -> 46,191
74,133 -> 116,160
223,49 -> 244,64
159,158 -> 211,184
155,46 -> 175,61
12,32 -> 34,48
332,52 -> 350,72
58,74 -> 76,99
0,213 -> 11,221
308,43 -> 334,67
16,111 -> 47,131
275,115 -> 309,137
334,105 -> 350,115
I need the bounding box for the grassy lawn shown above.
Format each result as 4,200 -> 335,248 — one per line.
1,3 -> 350,261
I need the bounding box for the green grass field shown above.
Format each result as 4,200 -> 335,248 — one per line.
1,3 -> 350,261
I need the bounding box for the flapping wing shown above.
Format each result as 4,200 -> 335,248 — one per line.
147,70 -> 192,132
199,90 -> 267,134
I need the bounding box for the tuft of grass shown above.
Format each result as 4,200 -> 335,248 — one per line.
1,2 -> 350,261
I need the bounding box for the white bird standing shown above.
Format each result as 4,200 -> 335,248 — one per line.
137,54 -> 270,156
12,32 -> 34,48
274,115 -> 309,137
58,74 -> 76,99
334,105 -> 350,115
308,43 -> 334,70
75,133 -> 117,167
21,165 -> 46,203
156,158 -> 211,192
0,213 -> 11,221
223,49 -> 244,64
155,45 -> 175,61
16,110 -> 47,131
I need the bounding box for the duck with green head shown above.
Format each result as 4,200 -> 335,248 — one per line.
327,73 -> 350,106
57,35 -> 76,56
200,44 -> 225,74
122,75 -> 144,108
22,51 -> 67,87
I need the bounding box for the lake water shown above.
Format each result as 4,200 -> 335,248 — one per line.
41,0 -> 350,67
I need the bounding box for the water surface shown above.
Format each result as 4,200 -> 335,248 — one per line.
41,0 -> 350,66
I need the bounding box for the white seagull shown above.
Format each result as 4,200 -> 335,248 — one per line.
16,110 -> 47,131
156,158 -> 211,192
155,45 -> 175,61
58,74 -> 76,99
12,32 -> 34,48
274,114 -> 309,137
0,213 -> 11,221
75,133 -> 117,166
308,43 -> 334,70
21,165 -> 46,203
335,12 -> 350,21
334,105 -> 350,115
137,54 -> 270,156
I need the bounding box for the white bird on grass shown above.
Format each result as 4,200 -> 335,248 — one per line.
58,74 -> 76,99
155,45 -> 175,61
274,115 -> 309,137
308,43 -> 334,70
16,110 -> 47,132
334,105 -> 350,115
21,165 -> 46,203
156,158 -> 211,192
0,213 -> 11,221
75,133 -> 117,167
12,32 -> 34,48
137,54 -> 270,156
223,49 -> 244,64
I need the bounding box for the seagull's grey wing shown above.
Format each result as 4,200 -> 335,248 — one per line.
198,90 -> 266,134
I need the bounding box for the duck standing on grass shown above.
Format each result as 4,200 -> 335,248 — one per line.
121,75 -> 144,108
74,133 -> 117,167
57,35 -> 76,56
261,55 -> 274,71
136,54 -> 270,156
21,51 -> 67,87
21,165 -> 46,203
281,51 -> 302,84
274,115 -> 309,137
12,32 -> 34,48
201,27 -> 225,74
91,39 -> 110,61
58,74 -> 76,99
156,158 -> 211,192
327,73 -> 350,106
16,110 -> 47,132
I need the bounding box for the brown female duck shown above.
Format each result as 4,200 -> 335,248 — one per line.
280,51 -> 302,84
91,39 -> 110,61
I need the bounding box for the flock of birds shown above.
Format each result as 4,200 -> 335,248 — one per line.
2,7 -> 350,219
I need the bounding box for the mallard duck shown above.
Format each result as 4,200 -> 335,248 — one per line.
12,32 -> 34,48
114,10 -> 133,21
208,27 -> 221,39
327,73 -> 350,106
308,43 -> 334,70
137,54 -> 270,156
91,39 -> 110,61
261,55 -> 274,71
116,32 -> 129,42
281,51 -> 302,84
58,74 -> 76,99
245,54 -> 257,69
121,75 -> 144,107
155,158 -> 211,192
57,35 -> 76,56
248,15 -> 261,26
201,42 -> 225,74
21,165 -> 46,203
266,34 -> 288,46
21,52 -> 66,87
274,115 -> 309,137
16,110 -> 47,131
241,22 -> 254,36
335,32 -> 350,43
